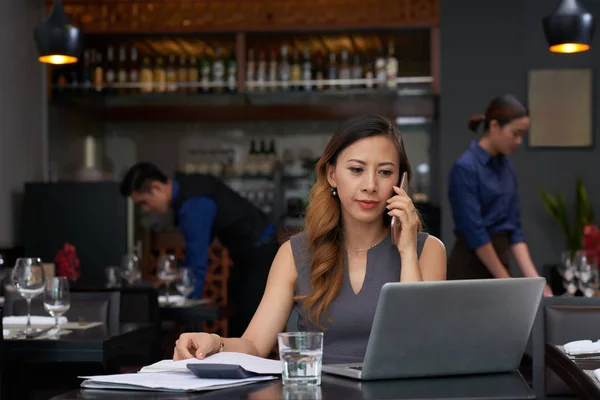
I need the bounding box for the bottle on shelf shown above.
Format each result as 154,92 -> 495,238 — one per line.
226,46 -> 237,93
268,48 -> 278,92
257,49 -> 267,92
212,47 -> 225,94
140,56 -> 153,93
166,54 -> 178,92
188,55 -> 199,94
129,47 -> 139,94
291,48 -> 302,91
93,51 -> 104,93
278,45 -> 290,91
327,52 -> 338,90
339,50 -> 351,88
117,46 -> 128,94
246,49 -> 255,92
199,52 -> 211,93
104,46 -> 116,93
375,46 -> 387,88
154,57 -> 167,93
177,55 -> 188,93
302,47 -> 312,92
386,40 -> 398,89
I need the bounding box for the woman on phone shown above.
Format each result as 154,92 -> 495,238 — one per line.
173,115 -> 446,363
447,94 -> 552,297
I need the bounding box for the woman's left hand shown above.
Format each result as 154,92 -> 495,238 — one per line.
386,185 -> 419,256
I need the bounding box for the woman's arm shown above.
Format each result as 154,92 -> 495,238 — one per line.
174,240 -> 298,360
412,235 -> 447,281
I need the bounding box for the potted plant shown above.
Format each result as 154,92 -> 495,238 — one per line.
538,179 -> 594,261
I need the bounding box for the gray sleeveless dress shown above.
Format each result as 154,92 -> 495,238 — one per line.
290,231 -> 429,365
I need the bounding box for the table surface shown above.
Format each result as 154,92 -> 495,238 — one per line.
52,371 -> 535,400
5,322 -> 157,363
545,344 -> 600,400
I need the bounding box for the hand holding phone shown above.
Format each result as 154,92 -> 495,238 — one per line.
391,172 -> 408,244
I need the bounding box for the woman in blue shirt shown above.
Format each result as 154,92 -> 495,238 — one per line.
447,94 -> 552,296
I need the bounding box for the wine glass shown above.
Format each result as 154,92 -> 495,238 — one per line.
44,277 -> 71,331
156,254 -> 178,305
176,267 -> 196,300
120,254 -> 141,285
11,258 -> 46,335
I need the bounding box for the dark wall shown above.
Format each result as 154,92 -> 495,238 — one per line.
440,0 -> 600,272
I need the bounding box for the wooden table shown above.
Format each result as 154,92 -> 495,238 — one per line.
545,344 -> 600,400
52,371 -> 535,400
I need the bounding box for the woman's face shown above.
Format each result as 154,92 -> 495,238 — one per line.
327,135 -> 401,225
489,116 -> 530,155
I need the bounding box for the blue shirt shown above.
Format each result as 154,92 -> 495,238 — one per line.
448,140 -> 525,249
172,180 -> 217,298
172,180 -> 275,298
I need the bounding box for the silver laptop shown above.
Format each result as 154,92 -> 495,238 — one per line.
321,277 -> 544,380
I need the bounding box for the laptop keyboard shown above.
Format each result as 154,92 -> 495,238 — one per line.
349,366 -> 363,371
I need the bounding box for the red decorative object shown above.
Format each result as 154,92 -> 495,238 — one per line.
55,242 -> 81,281
583,224 -> 600,261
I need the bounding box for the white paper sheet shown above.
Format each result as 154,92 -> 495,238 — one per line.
80,371 -> 275,392
139,352 -> 282,375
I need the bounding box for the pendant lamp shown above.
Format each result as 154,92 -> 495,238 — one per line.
34,0 -> 83,64
543,0 -> 595,53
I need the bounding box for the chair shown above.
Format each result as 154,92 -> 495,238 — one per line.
149,230 -> 231,337
4,290 -> 120,330
532,297 -> 600,399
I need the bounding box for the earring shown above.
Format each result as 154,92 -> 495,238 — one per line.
330,187 -> 337,196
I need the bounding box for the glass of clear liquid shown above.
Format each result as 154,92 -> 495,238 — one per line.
277,332 -> 324,386
11,257 -> 46,335
44,277 -> 71,331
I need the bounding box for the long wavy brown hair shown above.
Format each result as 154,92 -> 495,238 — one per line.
297,115 -> 417,328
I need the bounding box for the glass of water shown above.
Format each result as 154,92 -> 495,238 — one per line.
277,332 -> 324,386
44,277 -> 71,331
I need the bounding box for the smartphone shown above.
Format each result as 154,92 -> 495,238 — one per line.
391,172 -> 408,244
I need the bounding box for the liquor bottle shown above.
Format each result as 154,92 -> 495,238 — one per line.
188,55 -> 198,93
327,52 -> 338,90
140,56 -> 153,93
302,47 -> 312,92
375,46 -> 387,88
313,51 -> 325,91
268,48 -> 277,92
166,54 -> 177,92
290,48 -> 301,91
226,46 -> 237,93
364,55 -> 375,89
117,46 -> 128,94
104,46 -> 116,93
212,47 -> 224,94
129,47 -> 139,93
256,49 -> 267,92
278,45 -> 290,91
94,51 -> 104,93
80,49 -> 93,93
246,49 -> 255,92
351,53 -> 363,89
199,52 -> 211,93
386,40 -> 398,89
177,55 -> 188,93
339,50 -> 351,89
154,57 -> 167,93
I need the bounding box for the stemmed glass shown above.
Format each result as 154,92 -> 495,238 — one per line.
156,254 -> 178,305
121,254 -> 141,285
557,251 -> 578,296
176,267 -> 196,300
43,277 -> 71,332
11,258 -> 46,335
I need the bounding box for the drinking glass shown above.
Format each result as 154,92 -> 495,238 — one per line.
558,251 -> 578,295
176,267 -> 196,299
157,254 -> 178,304
43,277 -> 71,331
576,253 -> 600,297
121,254 -> 141,285
278,332 -> 324,385
11,257 -> 46,334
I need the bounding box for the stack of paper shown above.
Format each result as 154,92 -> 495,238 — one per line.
80,352 -> 282,392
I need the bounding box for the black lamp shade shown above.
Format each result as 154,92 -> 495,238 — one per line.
34,0 -> 83,64
543,0 -> 595,53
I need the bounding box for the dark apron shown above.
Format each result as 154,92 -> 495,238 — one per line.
447,232 -> 511,280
